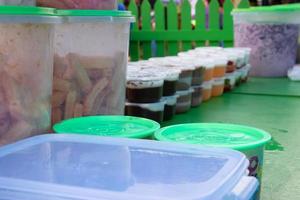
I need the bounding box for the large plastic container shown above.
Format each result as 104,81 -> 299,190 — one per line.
54,116 -> 160,139
52,10 -> 133,124
0,0 -> 35,6
155,123 -> 271,199
37,0 -> 117,10
233,7 -> 300,77
0,6 -> 60,146
0,134 -> 258,200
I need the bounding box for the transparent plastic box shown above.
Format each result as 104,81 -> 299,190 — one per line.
52,10 -> 133,124
37,0 -> 117,10
0,6 -> 60,146
0,134 -> 258,200
0,0 -> 35,6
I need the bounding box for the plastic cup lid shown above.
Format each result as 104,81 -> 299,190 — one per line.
213,78 -> 225,85
53,116 -> 160,139
202,81 -> 213,89
155,123 -> 272,151
126,100 -> 166,111
162,95 -> 178,105
176,88 -> 194,96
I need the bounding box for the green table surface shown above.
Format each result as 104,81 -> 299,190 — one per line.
162,79 -> 300,200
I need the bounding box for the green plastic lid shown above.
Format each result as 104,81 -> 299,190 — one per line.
56,9 -> 132,17
233,4 -> 300,13
155,123 -> 271,151
0,6 -> 56,15
53,116 -> 160,139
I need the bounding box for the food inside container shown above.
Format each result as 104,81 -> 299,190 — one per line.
0,0 -> 35,5
162,95 -> 177,121
125,101 -> 165,124
213,57 -> 228,78
203,59 -> 215,81
191,85 -> 203,107
52,10 -> 133,124
202,81 -> 213,101
176,89 -> 193,114
212,78 -> 225,97
37,0 -> 117,10
0,6 -> 60,146
224,73 -> 236,92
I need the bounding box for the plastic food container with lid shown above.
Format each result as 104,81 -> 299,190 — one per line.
0,6 -> 60,146
191,85 -> 203,107
203,59 -> 215,81
162,95 -> 177,121
155,123 -> 271,199
0,134 -> 258,200
0,0 -> 35,5
232,6 -> 300,77
225,73 -> 236,92
212,78 -> 225,97
212,57 -> 228,78
52,10 -> 134,125
125,101 -> 166,124
202,81 -> 213,101
176,88 -> 193,114
53,115 -> 160,139
37,0 -> 117,10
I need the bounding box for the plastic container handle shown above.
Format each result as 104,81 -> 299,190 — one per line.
230,176 -> 259,200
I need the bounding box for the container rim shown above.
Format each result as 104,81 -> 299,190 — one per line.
0,6 -> 56,15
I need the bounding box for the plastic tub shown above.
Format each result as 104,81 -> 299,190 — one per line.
233,7 -> 300,77
155,123 -> 271,199
52,10 -> 133,124
225,73 -> 236,92
234,71 -> 243,86
213,57 -> 228,78
0,0 -> 35,5
191,85 -> 203,107
125,101 -> 165,124
0,134 -> 258,200
203,60 -> 215,81
0,6 -> 60,146
53,115 -> 160,139
162,95 -> 177,121
240,64 -> 252,83
212,78 -> 225,97
176,89 -> 193,114
37,0 -> 117,10
202,81 -> 213,101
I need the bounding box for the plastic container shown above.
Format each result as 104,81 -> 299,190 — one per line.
203,60 -> 215,81
233,7 -> 300,77
191,85 -> 203,107
240,64 -> 252,83
0,0 -> 35,5
0,6 -> 60,146
52,10 -> 133,125
176,89 -> 193,114
212,78 -> 225,97
127,72 -> 164,104
0,134 -> 258,200
155,123 -> 271,199
37,0 -> 117,10
53,115 -> 160,139
162,95 -> 177,121
213,57 -> 228,78
234,71 -> 243,86
125,101 -> 165,124
202,81 -> 213,101
225,73 -> 236,92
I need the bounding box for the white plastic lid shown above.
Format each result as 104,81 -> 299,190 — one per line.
127,72 -> 164,89
213,78 -> 226,86
162,95 -> 178,105
126,100 -> 166,112
202,81 -> 213,89
176,88 -> 194,96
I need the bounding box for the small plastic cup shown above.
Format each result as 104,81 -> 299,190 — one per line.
162,95 -> 178,121
202,81 -> 213,101
175,89 -> 193,114
224,73 -> 236,92
213,57 -> 228,78
191,85 -> 203,107
212,78 -> 225,97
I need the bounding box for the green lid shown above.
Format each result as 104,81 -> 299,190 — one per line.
155,123 -> 271,151
53,116 -> 160,139
233,4 -> 300,14
56,9 -> 132,17
0,6 -> 56,15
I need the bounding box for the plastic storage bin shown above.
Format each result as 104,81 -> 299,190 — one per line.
37,0 -> 117,10
54,116 -> 160,139
233,6 -> 300,77
0,134 -> 258,200
0,6 -> 60,146
52,10 -> 133,124
0,0 -> 35,5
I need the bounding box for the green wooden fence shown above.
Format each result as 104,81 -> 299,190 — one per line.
124,0 -> 250,61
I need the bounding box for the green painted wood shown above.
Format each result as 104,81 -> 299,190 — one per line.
167,0 -> 179,56
141,0 -> 152,59
238,0 -> 251,8
223,0 -> 234,47
128,0 -> 139,60
195,0 -> 206,47
154,0 -> 165,57
209,0 -> 220,46
181,0 -> 192,51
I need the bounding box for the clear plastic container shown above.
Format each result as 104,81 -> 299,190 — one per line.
175,89 -> 193,114
0,0 -> 35,5
191,85 -> 203,107
37,0 -> 117,10
240,64 -> 252,83
125,101 -> 165,124
233,7 -> 300,77
0,134 -> 258,200
213,57 -> 228,78
203,59 -> 215,81
224,73 -> 236,92
52,10 -> 133,124
162,95 -> 177,121
0,6 -> 60,146
202,81 -> 213,101
212,78 -> 225,97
